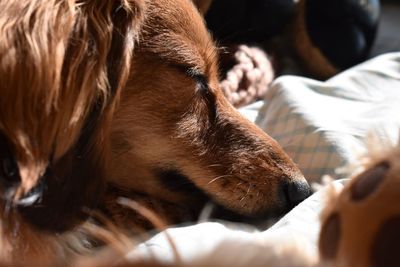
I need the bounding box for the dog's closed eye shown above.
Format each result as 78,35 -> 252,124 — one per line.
192,73 -> 210,94
180,66 -> 215,98
2,156 -> 19,184
0,134 -> 44,206
0,135 -> 20,186
172,63 -> 210,92
172,63 -> 217,117
189,71 -> 217,122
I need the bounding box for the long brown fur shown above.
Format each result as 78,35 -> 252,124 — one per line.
0,0 -> 145,263
0,0 -> 310,264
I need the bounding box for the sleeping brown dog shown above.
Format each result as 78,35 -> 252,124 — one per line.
0,0 -> 310,263
104,0 -> 311,228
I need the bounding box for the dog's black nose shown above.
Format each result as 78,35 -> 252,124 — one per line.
282,180 -> 312,208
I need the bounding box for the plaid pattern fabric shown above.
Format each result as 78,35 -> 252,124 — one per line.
240,53 -> 400,183
255,88 -> 345,182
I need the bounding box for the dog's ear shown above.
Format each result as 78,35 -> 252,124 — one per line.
106,0 -> 146,99
192,0 -> 213,15
68,0 -> 147,169
52,0 -> 147,160
0,0 -> 147,231
24,0 -> 148,231
76,0 -> 146,104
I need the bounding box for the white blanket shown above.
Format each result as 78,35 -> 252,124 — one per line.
129,180 -> 345,264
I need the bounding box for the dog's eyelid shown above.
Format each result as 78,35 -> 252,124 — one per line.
180,66 -> 210,93
185,66 -> 202,77
186,67 -> 208,82
170,63 -> 210,93
172,63 -> 205,79
194,75 -> 212,95
193,73 -> 208,86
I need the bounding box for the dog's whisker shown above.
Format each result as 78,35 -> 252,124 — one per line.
207,164 -> 224,168
207,174 -> 233,185
3,195 -> 13,218
117,198 -> 182,265
239,183 -> 253,203
246,185 -> 252,198
197,202 -> 215,223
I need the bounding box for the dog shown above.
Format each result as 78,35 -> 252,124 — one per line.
0,0 -> 310,264
103,0 -> 311,229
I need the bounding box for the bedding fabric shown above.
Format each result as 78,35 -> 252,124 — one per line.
128,180 -> 345,264
256,52 -> 400,182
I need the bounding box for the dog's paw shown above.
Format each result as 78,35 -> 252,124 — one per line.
318,146 -> 400,267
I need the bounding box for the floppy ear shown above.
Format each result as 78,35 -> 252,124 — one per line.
43,0 -> 147,230
106,0 -> 146,99
192,0 -> 213,15
69,0 -> 147,146
82,0 -> 146,102
16,0 -> 147,232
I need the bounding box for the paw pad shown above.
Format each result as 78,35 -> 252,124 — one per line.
351,161 -> 390,201
371,215 -> 400,267
319,212 -> 341,260
318,148 -> 400,267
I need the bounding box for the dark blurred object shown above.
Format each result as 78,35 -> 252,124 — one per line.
205,0 -> 296,42
370,2 -> 400,56
204,0 -> 381,80
293,0 -> 380,79
305,0 -> 380,70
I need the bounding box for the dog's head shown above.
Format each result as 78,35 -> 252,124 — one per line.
0,0 -> 144,233
109,0 -> 311,219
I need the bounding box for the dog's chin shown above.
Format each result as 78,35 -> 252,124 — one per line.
155,168 -> 290,225
206,202 -> 291,228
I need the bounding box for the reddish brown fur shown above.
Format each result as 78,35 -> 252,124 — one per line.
107,0 -> 307,220
0,0 -> 143,194
0,0 -> 309,264
0,0 -> 145,262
